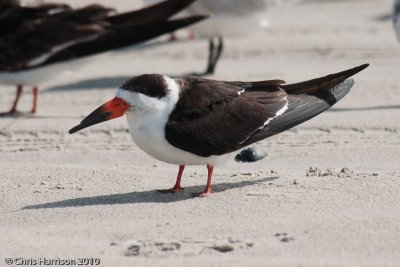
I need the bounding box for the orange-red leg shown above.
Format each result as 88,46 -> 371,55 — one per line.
192,164 -> 214,197
7,85 -> 23,114
31,86 -> 38,114
158,165 -> 185,193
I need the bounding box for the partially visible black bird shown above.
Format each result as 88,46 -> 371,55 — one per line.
0,0 -> 207,114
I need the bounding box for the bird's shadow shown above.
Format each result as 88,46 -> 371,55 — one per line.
22,177 -> 278,210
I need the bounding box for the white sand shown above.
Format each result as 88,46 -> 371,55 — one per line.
1,0 -> 399,266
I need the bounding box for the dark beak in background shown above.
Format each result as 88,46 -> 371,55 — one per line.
69,97 -> 130,134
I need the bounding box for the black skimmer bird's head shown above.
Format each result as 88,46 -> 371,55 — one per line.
69,74 -> 178,134
69,64 -> 369,197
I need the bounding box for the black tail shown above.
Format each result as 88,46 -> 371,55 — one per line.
241,64 -> 369,145
239,79 -> 354,149
266,79 -> 353,138
281,64 -> 369,94
235,78 -> 356,162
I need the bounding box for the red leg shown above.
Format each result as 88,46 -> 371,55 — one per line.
7,85 -> 23,114
192,164 -> 214,197
31,86 -> 39,114
158,165 -> 185,193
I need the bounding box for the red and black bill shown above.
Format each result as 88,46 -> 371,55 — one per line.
69,97 -> 129,134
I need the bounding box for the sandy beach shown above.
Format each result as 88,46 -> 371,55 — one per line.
1,0 -> 399,266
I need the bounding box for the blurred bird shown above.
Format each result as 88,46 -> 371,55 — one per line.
394,0 -> 400,41
187,0 -> 274,75
145,0 -> 276,75
0,0 -> 207,115
69,64 -> 369,197
145,0 -> 302,75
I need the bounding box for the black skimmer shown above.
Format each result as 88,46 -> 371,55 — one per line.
394,0 -> 400,41
0,0 -> 208,115
145,0 -> 274,75
69,64 -> 369,197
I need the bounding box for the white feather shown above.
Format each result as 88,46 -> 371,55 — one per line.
262,98 -> 289,127
237,89 -> 245,95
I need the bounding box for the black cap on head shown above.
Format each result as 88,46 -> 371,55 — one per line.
120,74 -> 169,99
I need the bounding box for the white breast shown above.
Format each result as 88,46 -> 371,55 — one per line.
0,63 -> 67,87
125,110 -> 230,166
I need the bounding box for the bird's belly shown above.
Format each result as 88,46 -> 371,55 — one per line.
192,15 -> 268,37
126,116 -> 230,166
0,54 -> 99,87
0,66 -> 58,86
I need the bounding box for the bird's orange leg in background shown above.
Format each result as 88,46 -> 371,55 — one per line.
158,165 -> 185,193
192,164 -> 214,198
1,85 -> 39,115
6,84 -> 23,114
1,84 -> 24,115
31,86 -> 39,114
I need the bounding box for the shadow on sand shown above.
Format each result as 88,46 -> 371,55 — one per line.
22,177 -> 278,210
